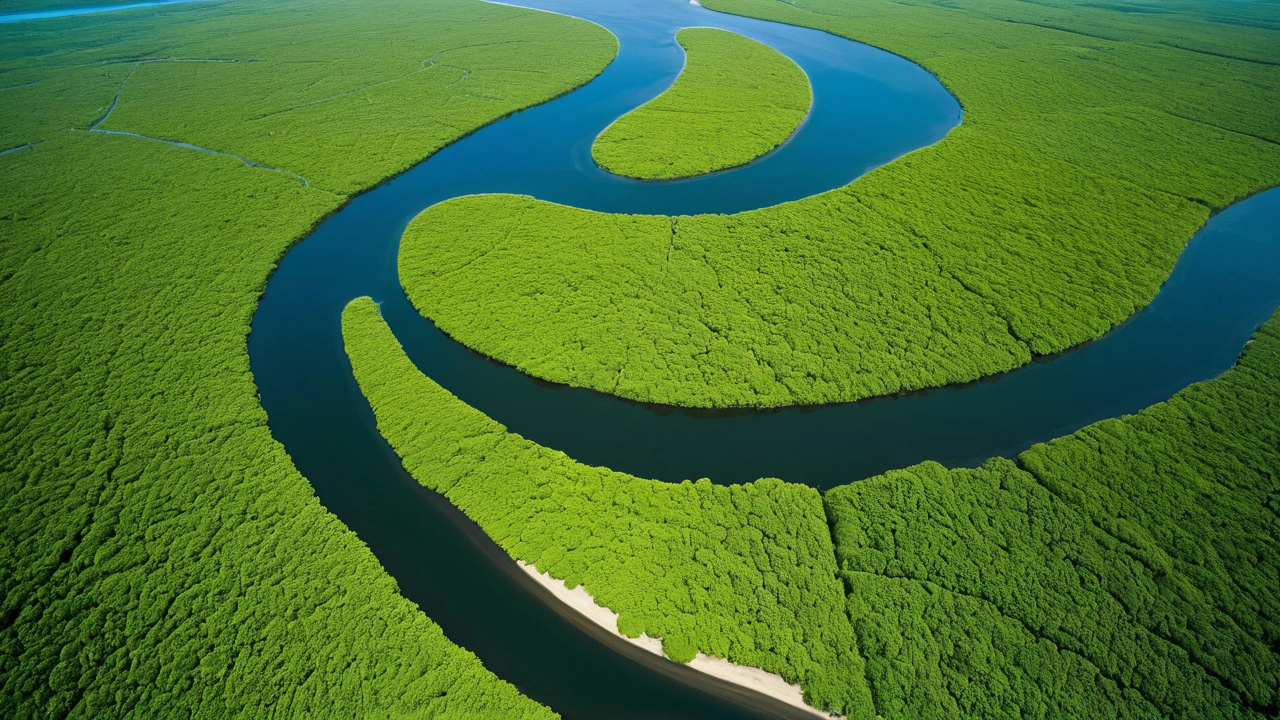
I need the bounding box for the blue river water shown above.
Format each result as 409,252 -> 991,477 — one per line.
246,0 -> 1280,716
383,187 -> 1280,489
0,0 -> 205,23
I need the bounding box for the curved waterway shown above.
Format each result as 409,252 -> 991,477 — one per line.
250,0 -> 1280,715
0,0 -> 207,24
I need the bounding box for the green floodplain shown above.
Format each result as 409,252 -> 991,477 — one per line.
401,0 -> 1280,408
347,291 -> 1280,717
1,0 -> 613,715
591,27 -> 811,179
3,0 -> 1279,718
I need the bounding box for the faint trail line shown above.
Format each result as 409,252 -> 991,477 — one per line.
0,141 -> 40,155
89,58 -> 259,128
1016,456 -> 1280,708
87,128 -> 312,186
1156,42 -> 1280,67
1163,109 -> 1280,149
86,61 -> 313,187
250,39 -> 526,121
90,62 -> 139,129
844,191 -> 1033,354
821,503 -> 879,717
250,54 -> 444,121
87,56 -> 257,66
995,18 -> 1120,42
0,80 -> 37,91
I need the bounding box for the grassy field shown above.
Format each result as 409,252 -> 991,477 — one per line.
592,27 -> 810,180
2,0 -> 616,193
0,0 -> 615,715
399,0 -> 1280,408
829,312 -> 1280,718
342,297 -> 876,718
348,295 -> 1280,718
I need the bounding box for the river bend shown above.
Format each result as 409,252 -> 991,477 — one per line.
249,0 -> 1280,716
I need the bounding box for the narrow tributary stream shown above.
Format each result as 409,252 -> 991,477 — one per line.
0,0 -> 209,24
249,0 -> 1280,716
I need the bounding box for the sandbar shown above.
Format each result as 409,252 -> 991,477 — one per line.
517,561 -> 843,719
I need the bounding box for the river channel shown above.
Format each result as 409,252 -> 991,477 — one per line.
248,0 -> 1280,716
0,0 -> 207,24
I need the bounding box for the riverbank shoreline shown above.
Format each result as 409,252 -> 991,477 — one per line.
516,561 -> 842,719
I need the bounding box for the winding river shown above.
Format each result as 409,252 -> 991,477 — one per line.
0,0 -> 207,24
247,0 -> 1280,716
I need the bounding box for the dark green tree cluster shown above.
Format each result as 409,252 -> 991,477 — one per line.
401,194 -> 1031,407
342,297 -> 876,718
826,313 -> 1280,718
592,27 -> 811,179
400,0 -> 1280,408
3,0 -> 616,194
1,0 -> 616,715
911,0 -> 1280,67
0,130 -> 552,720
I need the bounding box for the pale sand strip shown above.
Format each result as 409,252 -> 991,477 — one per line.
517,561 -> 842,719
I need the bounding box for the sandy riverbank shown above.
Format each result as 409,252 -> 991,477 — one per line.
516,561 -> 842,719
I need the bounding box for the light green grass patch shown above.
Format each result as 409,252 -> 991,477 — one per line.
399,193 -> 1030,407
592,27 -> 811,180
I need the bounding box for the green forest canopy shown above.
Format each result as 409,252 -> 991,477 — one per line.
347,297 -> 1280,718
0,0 -> 614,715
592,27 -> 811,180
399,0 -> 1280,408
829,312 -> 1280,718
4,0 -> 1279,716
342,296 -> 876,718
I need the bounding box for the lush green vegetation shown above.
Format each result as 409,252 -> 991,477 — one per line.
1,0 -> 614,715
827,312 -> 1280,718
592,27 -> 810,180
400,0 -> 1280,408
342,297 -> 876,718
402,194 -> 1036,407
3,0 -> 616,193
7,0 -> 1279,718
350,292 -> 1280,718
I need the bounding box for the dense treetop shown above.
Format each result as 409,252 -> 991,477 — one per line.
342,297 -> 876,718
0,0 -> 615,715
351,298 -> 1280,718
399,0 -> 1280,407
592,27 -> 811,179
828,313 -> 1280,718
1,0 -> 616,193
4,0 -> 1278,716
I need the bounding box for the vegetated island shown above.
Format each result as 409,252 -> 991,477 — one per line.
0,0 -> 615,715
342,296 -> 874,718
345,294 -> 1280,719
400,0 -> 1280,409
591,26 -> 811,180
